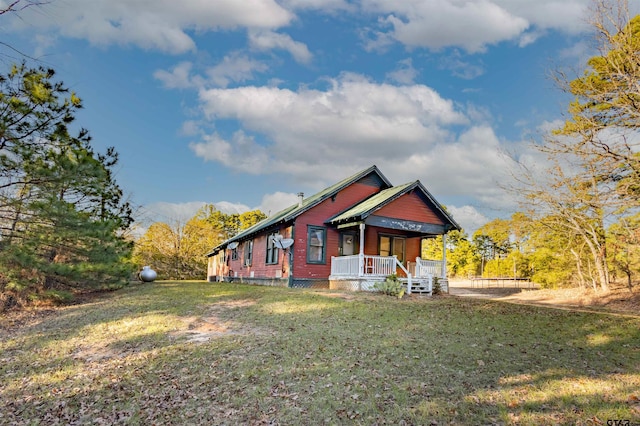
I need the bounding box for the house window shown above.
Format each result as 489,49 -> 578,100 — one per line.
244,240 -> 253,267
379,235 -> 406,263
307,226 -> 326,264
266,232 -> 279,265
231,246 -> 238,261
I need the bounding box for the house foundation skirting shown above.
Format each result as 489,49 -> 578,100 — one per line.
290,279 -> 330,289
208,276 -> 330,289
329,276 -> 382,292
209,276 -> 289,287
329,276 -> 447,294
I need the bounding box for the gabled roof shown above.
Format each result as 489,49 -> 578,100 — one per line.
206,165 -> 392,256
327,180 -> 461,231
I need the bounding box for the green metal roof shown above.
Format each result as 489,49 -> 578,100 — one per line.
206,165 -> 392,256
328,182 -> 414,223
327,180 -> 461,231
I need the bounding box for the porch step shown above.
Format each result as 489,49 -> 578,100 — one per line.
406,280 -> 432,295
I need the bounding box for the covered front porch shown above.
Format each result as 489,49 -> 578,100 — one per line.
329,254 -> 446,294
325,179 -> 459,294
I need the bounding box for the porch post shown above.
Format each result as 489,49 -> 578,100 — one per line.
441,233 -> 447,280
358,222 -> 365,277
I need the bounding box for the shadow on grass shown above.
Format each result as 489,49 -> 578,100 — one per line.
1,281 -> 639,424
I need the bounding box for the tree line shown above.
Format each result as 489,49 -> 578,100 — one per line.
132,206 -> 266,280
432,1 -> 640,291
426,210 -> 640,291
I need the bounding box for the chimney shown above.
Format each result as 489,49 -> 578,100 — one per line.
297,192 -> 304,207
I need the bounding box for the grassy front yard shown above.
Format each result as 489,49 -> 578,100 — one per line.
1,281 -> 639,425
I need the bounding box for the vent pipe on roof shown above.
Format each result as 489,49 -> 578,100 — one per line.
297,192 -> 304,207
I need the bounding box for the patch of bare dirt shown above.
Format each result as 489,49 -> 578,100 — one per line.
171,299 -> 263,343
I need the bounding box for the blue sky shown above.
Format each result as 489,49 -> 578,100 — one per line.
1,0 -> 634,235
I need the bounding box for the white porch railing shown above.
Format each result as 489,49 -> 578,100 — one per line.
331,254 -> 416,293
330,255 -> 361,276
330,255 -> 397,277
363,255 -> 397,276
331,255 -> 445,295
414,258 -> 443,279
331,255 -> 444,278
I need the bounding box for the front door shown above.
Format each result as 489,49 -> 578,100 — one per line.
340,232 -> 357,255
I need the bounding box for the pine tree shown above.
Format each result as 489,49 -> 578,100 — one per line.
0,64 -> 133,308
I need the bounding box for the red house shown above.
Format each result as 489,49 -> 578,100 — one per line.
206,165 -> 460,294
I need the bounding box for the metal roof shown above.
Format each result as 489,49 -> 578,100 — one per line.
327,182 -> 414,223
206,165 -> 392,256
327,180 -> 461,231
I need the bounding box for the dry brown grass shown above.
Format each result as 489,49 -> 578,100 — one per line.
1,281 -> 639,425
450,280 -> 640,316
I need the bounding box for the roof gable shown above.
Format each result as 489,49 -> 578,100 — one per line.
206,165 -> 391,256
328,180 -> 461,232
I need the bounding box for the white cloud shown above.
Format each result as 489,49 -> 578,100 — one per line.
139,193 -> 295,231
559,40 -> 593,70
213,201 -> 253,214
383,125 -> 514,207
362,0 -> 529,53
189,131 -> 270,174
135,200 -> 252,238
142,201 -> 209,224
280,0 -> 355,13
192,73 -> 468,183
154,53 -> 269,93
518,30 -> 545,48
360,0 -> 604,53
189,73 -> 527,215
6,0 -> 293,53
4,0 -> 612,59
447,205 -> 491,235
142,200 -> 252,222
154,62 -> 198,89
493,0 -> 589,35
386,58 -> 418,84
536,119 -> 564,135
248,30 -> 313,64
258,192 -> 300,216
180,120 -> 201,137
206,53 -> 269,87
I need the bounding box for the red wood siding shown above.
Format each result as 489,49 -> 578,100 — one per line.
228,226 -> 292,279
363,225 -> 421,260
293,182 -> 382,278
375,192 -> 444,224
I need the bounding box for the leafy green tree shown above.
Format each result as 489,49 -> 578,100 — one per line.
133,205 -> 267,280
198,206 -> 267,240
421,230 -> 479,278
445,231 -> 479,278
524,217 -> 576,288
